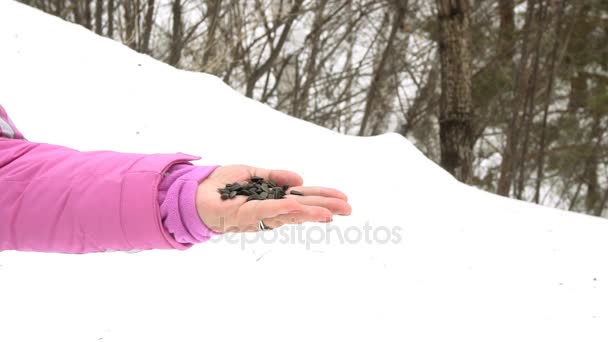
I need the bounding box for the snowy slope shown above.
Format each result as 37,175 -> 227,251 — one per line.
0,1 -> 607,341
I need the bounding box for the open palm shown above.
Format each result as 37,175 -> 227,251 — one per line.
195,165 -> 352,233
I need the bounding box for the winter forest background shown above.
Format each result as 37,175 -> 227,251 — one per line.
20,0 -> 608,218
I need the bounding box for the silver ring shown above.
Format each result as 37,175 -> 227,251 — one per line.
258,219 -> 272,231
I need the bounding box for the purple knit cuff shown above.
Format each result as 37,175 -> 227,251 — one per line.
158,163 -> 222,245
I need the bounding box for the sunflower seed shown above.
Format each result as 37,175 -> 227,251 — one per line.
228,183 -> 241,191
219,178 -> 305,201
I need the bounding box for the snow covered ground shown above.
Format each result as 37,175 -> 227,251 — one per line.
0,1 -> 607,341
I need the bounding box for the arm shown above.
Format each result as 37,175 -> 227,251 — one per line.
0,105 -> 352,253
1,104 -> 220,253
0,134 -> 209,253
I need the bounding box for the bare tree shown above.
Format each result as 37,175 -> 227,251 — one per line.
244,0 -> 304,98
359,0 -> 409,136
123,0 -> 137,50
534,0 -> 565,203
84,0 -> 92,30
168,0 -> 183,66
107,0 -> 114,37
141,0 -> 156,54
95,0 -> 103,35
435,0 -> 474,183
497,0 -> 536,195
201,0 -> 223,74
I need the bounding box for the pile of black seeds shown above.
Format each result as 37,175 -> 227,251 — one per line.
218,176 -> 304,201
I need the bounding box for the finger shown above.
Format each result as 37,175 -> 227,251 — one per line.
286,195 -> 352,215
262,207 -> 334,229
286,186 -> 348,201
249,167 -> 304,187
236,198 -> 303,226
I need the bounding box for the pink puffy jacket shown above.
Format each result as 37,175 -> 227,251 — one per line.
0,104 -> 220,253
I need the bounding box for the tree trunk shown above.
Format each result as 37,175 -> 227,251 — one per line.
202,0 -> 222,74
54,0 -> 65,16
584,93 -> 605,214
358,0 -> 407,136
141,0 -> 156,54
534,0 -> 565,203
123,0 -> 137,50
107,0 -> 114,38
596,186 -> 608,217
498,0 -> 514,61
72,0 -> 81,25
291,0 -> 329,118
168,0 -> 183,66
435,0 -> 474,183
497,0 -> 536,196
84,0 -> 92,30
515,0 -> 546,200
94,0 -> 103,35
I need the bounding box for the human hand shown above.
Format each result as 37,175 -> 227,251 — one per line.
195,165 -> 352,233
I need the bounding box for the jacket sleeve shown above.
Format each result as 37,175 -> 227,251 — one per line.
159,163 -> 222,245
0,105 -> 211,253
